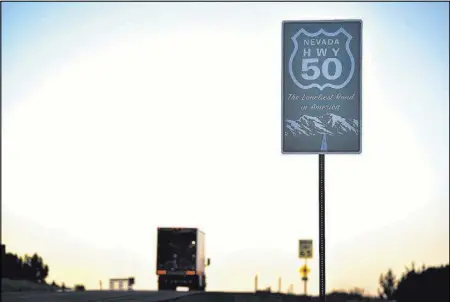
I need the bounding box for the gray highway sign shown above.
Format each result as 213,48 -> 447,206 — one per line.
282,20 -> 362,154
298,239 -> 313,259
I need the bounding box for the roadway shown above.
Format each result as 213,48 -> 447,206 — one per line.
1,291 -> 309,302
1,290 -> 196,302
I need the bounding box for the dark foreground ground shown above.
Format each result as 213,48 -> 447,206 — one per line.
1,278 -> 386,302
1,290 -> 388,302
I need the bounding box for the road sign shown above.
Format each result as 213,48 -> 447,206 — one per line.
110,278 -> 134,291
282,20 -> 362,154
299,264 -> 311,277
298,239 -> 313,259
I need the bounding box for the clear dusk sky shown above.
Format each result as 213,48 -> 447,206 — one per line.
2,1 -> 449,296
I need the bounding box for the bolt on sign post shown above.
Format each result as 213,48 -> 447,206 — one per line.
282,20 -> 362,302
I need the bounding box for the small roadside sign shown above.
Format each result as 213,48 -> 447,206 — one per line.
299,264 -> 311,277
298,239 -> 313,259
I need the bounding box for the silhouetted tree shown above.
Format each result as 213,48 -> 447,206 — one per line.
378,268 -> 397,300
392,264 -> 449,302
30,253 -> 49,283
1,244 -> 5,262
22,254 -> 34,281
2,253 -> 23,279
1,251 -> 49,283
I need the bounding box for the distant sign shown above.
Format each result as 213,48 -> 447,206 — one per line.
282,20 -> 362,154
299,264 -> 311,277
299,239 -> 313,259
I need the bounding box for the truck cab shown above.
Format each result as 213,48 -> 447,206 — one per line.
156,227 -> 210,291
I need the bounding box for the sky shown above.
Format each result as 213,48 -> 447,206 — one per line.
1,1 -> 449,296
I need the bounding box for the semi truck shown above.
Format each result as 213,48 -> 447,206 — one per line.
156,227 -> 210,291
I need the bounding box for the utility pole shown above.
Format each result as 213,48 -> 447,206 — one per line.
278,277 -> 282,293
254,274 -> 258,292
288,284 -> 293,294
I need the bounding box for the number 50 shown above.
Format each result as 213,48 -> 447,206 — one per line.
301,58 -> 343,81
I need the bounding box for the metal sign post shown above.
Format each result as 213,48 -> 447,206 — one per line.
303,276 -> 308,295
282,20 -> 362,302
319,154 -> 325,298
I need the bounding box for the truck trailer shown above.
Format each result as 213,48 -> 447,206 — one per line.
156,227 -> 210,291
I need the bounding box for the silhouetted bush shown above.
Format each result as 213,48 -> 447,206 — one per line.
327,290 -> 365,301
74,284 -> 86,291
378,263 -> 449,302
392,264 -> 449,302
50,281 -> 59,288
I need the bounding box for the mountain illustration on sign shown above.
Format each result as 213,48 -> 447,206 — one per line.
285,113 -> 359,137
284,113 -> 359,150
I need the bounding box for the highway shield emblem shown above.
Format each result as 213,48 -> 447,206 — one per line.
288,27 -> 355,91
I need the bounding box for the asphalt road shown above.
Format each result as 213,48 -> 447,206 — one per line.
1,290 -> 196,302
0,291 -> 313,302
